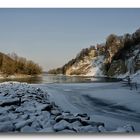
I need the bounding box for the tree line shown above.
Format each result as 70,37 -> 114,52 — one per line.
0,52 -> 42,77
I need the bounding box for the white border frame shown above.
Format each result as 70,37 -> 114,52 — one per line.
0,0 -> 139,8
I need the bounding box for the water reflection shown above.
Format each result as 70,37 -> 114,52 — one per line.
44,74 -> 121,83
0,74 -> 121,84
0,76 -> 43,84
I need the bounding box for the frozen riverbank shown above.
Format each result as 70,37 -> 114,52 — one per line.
0,74 -> 35,79
0,82 -> 135,133
39,82 -> 140,132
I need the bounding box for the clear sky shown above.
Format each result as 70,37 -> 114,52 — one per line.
0,8 -> 140,71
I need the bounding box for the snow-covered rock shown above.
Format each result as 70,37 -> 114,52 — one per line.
111,125 -> 134,133
0,122 -> 14,132
0,116 -> 11,122
20,125 -> 37,133
76,125 -> 99,133
98,125 -> 107,132
53,120 -> 71,131
51,109 -> 61,116
39,127 -> 55,132
15,119 -> 33,130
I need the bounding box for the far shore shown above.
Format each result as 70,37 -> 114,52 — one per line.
47,73 -> 122,80
0,74 -> 42,80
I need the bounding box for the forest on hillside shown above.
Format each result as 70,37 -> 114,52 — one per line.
0,52 -> 42,77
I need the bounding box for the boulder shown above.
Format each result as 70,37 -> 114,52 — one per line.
70,121 -> 82,132
76,125 -> 99,133
0,98 -> 21,107
98,125 -> 107,132
53,120 -> 71,131
0,122 -> 15,132
40,104 -> 53,112
39,127 -> 55,132
0,116 -> 11,122
15,119 -> 33,130
20,125 -> 37,132
31,120 -> 42,131
51,109 -> 61,116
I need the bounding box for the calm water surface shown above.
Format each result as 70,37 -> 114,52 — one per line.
0,74 -> 121,84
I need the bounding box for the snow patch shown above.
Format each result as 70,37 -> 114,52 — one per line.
86,55 -> 104,76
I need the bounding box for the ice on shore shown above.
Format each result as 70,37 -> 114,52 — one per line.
0,82 -> 135,133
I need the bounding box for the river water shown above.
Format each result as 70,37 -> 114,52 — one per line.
0,74 -> 120,84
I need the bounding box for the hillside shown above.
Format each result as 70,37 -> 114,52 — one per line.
48,28 -> 140,78
0,52 -> 42,77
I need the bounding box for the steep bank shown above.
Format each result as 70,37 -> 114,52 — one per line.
48,28 -> 140,78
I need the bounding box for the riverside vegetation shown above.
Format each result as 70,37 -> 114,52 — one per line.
0,52 -> 42,78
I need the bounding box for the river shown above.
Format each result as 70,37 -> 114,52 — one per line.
0,73 -> 121,84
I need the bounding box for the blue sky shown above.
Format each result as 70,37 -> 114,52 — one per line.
0,8 -> 140,71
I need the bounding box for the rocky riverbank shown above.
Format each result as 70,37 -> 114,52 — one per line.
0,82 -> 134,133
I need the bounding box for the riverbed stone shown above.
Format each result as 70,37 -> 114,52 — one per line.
51,109 -> 61,116
15,119 -> 33,130
39,127 -> 55,132
0,122 -> 15,132
20,125 -> 37,132
76,125 -> 99,133
53,120 -> 71,131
